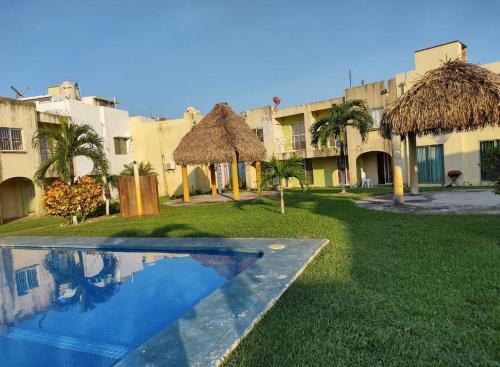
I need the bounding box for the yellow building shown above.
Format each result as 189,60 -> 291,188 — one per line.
244,41 -> 500,189
0,97 -> 59,223
129,107 -> 213,197
396,41 -> 500,186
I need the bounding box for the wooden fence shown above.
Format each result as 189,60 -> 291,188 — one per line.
117,175 -> 160,218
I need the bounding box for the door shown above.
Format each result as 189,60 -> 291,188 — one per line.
417,144 -> 444,184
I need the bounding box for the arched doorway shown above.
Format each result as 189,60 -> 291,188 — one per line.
0,177 -> 36,222
356,151 -> 392,185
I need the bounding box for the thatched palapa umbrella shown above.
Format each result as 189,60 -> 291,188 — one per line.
173,102 -> 266,202
379,60 -> 500,203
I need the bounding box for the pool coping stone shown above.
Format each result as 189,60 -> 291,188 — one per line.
0,236 -> 328,367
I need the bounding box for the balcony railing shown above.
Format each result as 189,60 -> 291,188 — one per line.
274,137 -> 341,160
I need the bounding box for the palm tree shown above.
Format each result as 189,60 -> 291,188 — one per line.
44,251 -> 120,313
120,161 -> 156,176
32,118 -> 110,185
259,156 -> 306,214
310,99 -> 373,193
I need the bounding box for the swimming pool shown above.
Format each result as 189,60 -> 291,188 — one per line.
0,247 -> 259,366
0,236 -> 327,366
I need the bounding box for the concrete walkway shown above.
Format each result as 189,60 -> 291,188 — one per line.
356,190 -> 500,214
165,191 -> 277,206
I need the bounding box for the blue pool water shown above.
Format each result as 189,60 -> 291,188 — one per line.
0,247 -> 259,367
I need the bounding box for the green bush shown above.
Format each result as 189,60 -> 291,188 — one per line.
481,146 -> 500,194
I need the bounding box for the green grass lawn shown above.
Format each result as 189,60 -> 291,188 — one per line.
1,188 -> 499,366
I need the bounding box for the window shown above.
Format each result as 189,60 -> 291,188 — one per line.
114,137 -> 128,155
370,108 -> 383,129
292,122 -> 306,151
304,159 -> 314,185
252,128 -> 264,142
40,137 -> 51,162
0,127 -> 23,151
417,144 -> 445,184
15,266 -> 39,296
480,140 -> 500,180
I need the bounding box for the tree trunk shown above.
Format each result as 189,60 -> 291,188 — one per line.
280,181 -> 285,214
339,137 -> 347,193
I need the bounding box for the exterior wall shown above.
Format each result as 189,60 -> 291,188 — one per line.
0,248 -> 55,325
36,100 -> 133,176
130,108 -> 212,197
243,98 -> 343,190
397,43 -> 500,186
312,157 -> 339,187
416,127 -> 500,186
0,98 -> 44,221
345,80 -> 396,187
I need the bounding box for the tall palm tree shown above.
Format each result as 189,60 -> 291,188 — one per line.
259,156 -> 306,214
32,118 -> 110,185
120,161 -> 156,176
310,99 -> 373,193
44,251 -> 120,313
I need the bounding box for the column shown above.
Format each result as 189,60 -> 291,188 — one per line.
408,132 -> 419,195
181,165 -> 190,203
232,153 -> 240,201
255,161 -> 261,194
209,164 -> 217,197
391,133 -> 405,204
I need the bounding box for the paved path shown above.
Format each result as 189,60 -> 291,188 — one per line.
165,191 -> 277,206
356,190 -> 500,214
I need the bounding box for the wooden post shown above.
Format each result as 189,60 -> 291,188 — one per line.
133,161 -> 143,216
255,161 -> 261,194
391,133 -> 404,204
232,153 -> 240,201
408,132 -> 419,195
209,164 -> 217,197
0,194 -> 3,225
181,165 -> 190,203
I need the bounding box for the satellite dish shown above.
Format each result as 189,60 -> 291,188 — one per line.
10,85 -> 29,99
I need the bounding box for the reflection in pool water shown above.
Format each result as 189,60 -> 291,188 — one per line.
0,247 -> 259,367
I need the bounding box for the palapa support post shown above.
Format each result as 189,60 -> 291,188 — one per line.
232,153 -> 240,201
181,165 -> 190,203
209,164 -> 217,197
408,132 -> 419,195
133,161 -> 143,216
255,160 -> 261,194
391,133 -> 405,204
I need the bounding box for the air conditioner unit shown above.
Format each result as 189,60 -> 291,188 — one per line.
165,161 -> 176,170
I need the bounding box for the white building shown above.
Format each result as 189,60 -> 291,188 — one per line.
20,81 -> 133,177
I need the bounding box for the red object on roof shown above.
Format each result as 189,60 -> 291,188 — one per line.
273,96 -> 281,105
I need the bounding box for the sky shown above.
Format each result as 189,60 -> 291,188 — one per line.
1,0 -> 499,118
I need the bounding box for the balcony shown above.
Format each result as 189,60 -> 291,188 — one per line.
274,137 -> 340,160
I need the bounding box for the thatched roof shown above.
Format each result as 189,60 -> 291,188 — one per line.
380,60 -> 500,138
173,102 -> 266,165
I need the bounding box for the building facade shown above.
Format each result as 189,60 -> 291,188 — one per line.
20,82 -> 134,177
0,98 -> 60,222
129,107 -> 213,197
243,41 -> 500,189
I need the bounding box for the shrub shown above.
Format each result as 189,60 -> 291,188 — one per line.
481,146 -> 500,194
43,176 -> 103,224
73,176 -> 103,221
42,181 -> 79,223
87,201 -> 120,218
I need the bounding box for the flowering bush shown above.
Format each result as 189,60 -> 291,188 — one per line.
42,176 -> 103,224
42,181 -> 79,223
73,176 -> 103,220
